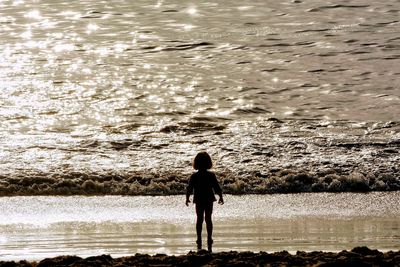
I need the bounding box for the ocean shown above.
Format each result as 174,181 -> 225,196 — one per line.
0,1 -> 399,193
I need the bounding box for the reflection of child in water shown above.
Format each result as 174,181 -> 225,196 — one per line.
186,152 -> 224,252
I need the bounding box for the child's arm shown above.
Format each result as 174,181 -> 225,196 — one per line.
212,174 -> 224,205
217,191 -> 224,205
186,175 -> 194,206
185,193 -> 191,206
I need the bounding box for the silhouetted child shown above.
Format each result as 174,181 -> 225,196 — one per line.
186,152 -> 224,252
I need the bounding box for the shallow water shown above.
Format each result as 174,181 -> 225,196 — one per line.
0,0 -> 399,192
1,193 -> 399,260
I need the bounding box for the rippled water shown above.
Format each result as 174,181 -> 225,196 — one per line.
0,0 -> 399,192
0,193 -> 399,260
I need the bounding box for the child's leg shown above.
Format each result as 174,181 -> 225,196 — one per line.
204,203 -> 214,251
195,204 -> 205,248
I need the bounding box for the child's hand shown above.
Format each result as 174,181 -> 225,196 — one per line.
218,198 -> 224,205
185,199 -> 191,206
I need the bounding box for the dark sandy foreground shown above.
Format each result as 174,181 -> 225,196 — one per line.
1,247 -> 399,267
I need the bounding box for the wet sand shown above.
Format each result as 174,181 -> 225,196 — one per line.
1,247 -> 399,267
1,193 -> 399,261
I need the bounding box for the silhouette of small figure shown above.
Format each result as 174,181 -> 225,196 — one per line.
186,152 -> 224,252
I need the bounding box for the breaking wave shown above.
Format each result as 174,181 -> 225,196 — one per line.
0,168 -> 398,196
0,119 -> 398,196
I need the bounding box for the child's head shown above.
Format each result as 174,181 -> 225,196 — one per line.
193,151 -> 213,170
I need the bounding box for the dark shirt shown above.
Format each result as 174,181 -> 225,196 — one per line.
187,170 -> 222,204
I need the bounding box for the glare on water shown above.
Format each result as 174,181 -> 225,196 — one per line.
0,193 -> 399,260
1,0 -> 399,190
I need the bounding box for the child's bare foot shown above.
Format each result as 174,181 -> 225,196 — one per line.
207,239 -> 213,252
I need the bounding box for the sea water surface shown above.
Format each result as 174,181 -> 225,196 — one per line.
1,193 -> 399,261
0,0 -> 399,193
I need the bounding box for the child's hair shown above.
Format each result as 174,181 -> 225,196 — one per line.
193,152 -> 213,170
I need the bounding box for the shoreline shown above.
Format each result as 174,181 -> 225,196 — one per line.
1,193 -> 399,261
1,247 -> 399,267
1,190 -> 399,201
